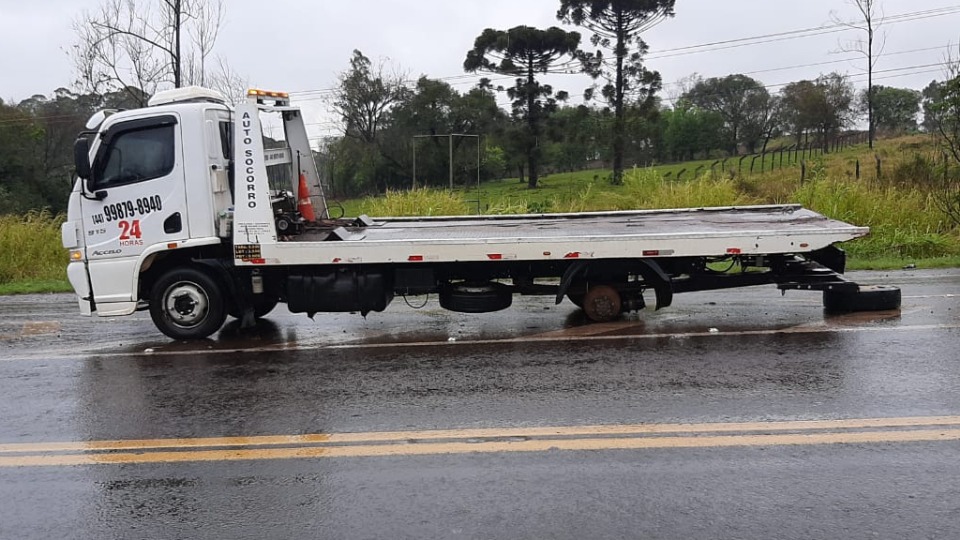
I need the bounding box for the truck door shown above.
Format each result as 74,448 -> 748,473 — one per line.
79,114 -> 189,305
205,109 -> 233,237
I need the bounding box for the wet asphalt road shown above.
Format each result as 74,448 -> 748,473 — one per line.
0,269 -> 959,539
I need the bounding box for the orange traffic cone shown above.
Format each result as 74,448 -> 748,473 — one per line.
297,173 -> 316,222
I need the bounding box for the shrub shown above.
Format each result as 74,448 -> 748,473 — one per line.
358,188 -> 469,217
0,211 -> 66,284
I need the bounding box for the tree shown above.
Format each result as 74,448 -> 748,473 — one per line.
684,74 -> 772,154
0,102 -> 45,213
557,0 -> 676,184
332,50 -> 407,145
780,74 -> 855,151
72,0 -> 226,103
925,69 -> 960,226
382,77 -> 505,189
832,0 -> 883,148
921,80 -> 944,133
865,86 -> 920,135
659,102 -> 724,162
545,105 -> 604,172
327,50 -> 408,194
464,26 -> 581,188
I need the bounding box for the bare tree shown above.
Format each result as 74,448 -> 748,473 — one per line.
72,0 -> 225,102
207,57 -> 249,106
182,0 -> 224,87
832,0 -> 885,148
331,50 -> 408,144
927,45 -> 960,226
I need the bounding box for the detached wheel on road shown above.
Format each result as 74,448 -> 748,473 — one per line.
150,267 -> 227,340
582,285 -> 622,323
823,285 -> 901,313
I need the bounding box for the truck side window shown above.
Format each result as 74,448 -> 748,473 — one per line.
94,124 -> 175,190
219,121 -> 235,199
219,121 -> 232,159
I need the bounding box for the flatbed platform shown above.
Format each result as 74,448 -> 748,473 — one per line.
256,204 -> 868,266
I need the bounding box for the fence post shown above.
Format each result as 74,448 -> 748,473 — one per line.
739,155 -> 749,176
677,169 -> 686,181
855,159 -> 860,179
710,160 -> 721,179
875,154 -> 882,180
695,165 -> 705,178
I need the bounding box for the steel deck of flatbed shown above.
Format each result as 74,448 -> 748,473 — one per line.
329,204 -> 864,242
243,204 -> 867,266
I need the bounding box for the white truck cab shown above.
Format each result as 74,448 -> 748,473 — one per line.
63,86 -> 900,340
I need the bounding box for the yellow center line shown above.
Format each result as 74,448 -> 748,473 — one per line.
2,416 -> 960,454
2,428 -> 958,468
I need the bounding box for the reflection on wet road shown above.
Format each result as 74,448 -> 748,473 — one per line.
0,269 -> 958,539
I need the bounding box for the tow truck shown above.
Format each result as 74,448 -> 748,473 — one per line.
62,87 -> 900,339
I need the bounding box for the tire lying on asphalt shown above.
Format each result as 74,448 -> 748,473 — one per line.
823,285 -> 901,313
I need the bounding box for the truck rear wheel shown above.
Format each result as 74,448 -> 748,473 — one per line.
823,285 -> 901,313
582,285 -> 622,323
150,267 -> 227,340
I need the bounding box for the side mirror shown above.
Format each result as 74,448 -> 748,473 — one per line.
74,137 -> 92,180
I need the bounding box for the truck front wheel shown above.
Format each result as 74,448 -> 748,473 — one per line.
149,267 -> 227,340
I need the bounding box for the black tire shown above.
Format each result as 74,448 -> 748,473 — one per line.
823,285 -> 901,313
149,267 -> 227,340
227,295 -> 279,319
439,282 -> 512,313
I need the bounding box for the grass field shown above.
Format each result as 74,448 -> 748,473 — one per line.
3,136 -> 958,295
343,135 -> 960,264
0,211 -> 72,294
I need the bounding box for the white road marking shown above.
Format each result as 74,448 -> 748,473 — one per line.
0,322 -> 957,362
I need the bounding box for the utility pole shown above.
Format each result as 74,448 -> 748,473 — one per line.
412,134 -> 481,193
173,0 -> 182,88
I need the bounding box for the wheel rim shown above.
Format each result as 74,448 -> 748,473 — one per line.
583,285 -> 622,322
163,281 -> 209,328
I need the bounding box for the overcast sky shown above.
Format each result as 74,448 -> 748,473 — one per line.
2,0 -> 960,140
